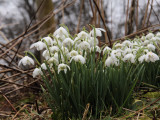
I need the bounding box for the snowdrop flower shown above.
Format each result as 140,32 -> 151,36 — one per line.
155,37 -> 160,42
105,57 -> 114,67
53,52 -> 59,60
141,36 -> 146,41
122,40 -> 132,47
111,49 -> 123,59
53,52 -> 65,63
138,54 -> 146,63
132,41 -> 140,46
144,49 -> 149,54
48,57 -> 59,65
147,44 -> 155,51
62,38 -> 74,47
156,32 -> 160,37
103,46 -> 111,55
146,33 -> 154,40
58,63 -> 70,74
53,27 -> 69,39
151,37 -> 157,42
90,28 -> 106,37
61,46 -> 69,54
55,40 -> 62,47
88,37 -> 99,47
42,37 -> 53,46
145,52 -> 159,62
123,48 -> 132,55
49,46 -> 59,53
18,56 -> 34,66
132,49 -> 138,55
78,41 -> 90,50
77,31 -> 89,40
123,53 -> 135,63
30,41 -> 46,51
42,50 -> 50,60
90,46 -> 101,53
69,50 -> 78,57
142,40 -> 150,46
105,56 -> 119,67
33,68 -> 42,78
70,55 -> 86,64
114,43 -> 123,49
41,63 -> 47,70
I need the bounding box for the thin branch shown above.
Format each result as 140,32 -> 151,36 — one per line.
0,91 -> 17,112
76,0 -> 84,33
136,0 -> 139,31
142,0 -> 150,28
147,0 -> 153,27
92,0 -> 111,46
125,0 -> 129,35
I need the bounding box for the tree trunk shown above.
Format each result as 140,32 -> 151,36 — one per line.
36,0 -> 55,62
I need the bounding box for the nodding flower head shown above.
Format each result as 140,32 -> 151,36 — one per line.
90,46 -> 101,53
78,41 -> 90,51
70,55 -> 86,64
105,57 -> 114,67
41,63 -> 47,70
145,52 -> 159,62
62,38 -> 74,47
123,53 -> 136,63
156,32 -> 160,37
58,63 -> 70,74
146,33 -> 154,40
30,41 -> 46,51
42,37 -> 53,46
122,40 -> 132,47
42,50 -> 51,60
69,50 -> 78,57
18,56 -> 34,67
77,31 -> 89,40
103,46 -> 111,55
48,56 -> 59,65
53,27 -> 69,39
147,44 -> 156,51
88,37 -> 99,47
33,68 -> 42,78
90,28 -> 106,37
114,43 -> 123,49
49,46 -> 59,53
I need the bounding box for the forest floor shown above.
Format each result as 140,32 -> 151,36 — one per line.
0,86 -> 160,120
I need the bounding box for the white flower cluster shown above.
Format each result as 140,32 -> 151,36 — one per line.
18,26 -> 160,78
19,27 -> 105,77
104,32 -> 160,67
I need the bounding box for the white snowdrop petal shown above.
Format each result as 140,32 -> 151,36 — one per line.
105,57 -> 113,67
58,63 -> 70,74
42,37 -> 53,46
77,31 -> 89,40
70,55 -> 86,64
62,38 -> 74,47
70,50 -> 78,57
54,27 -> 69,38
18,56 -> 34,67
146,33 -> 154,40
147,44 -> 155,51
103,46 -> 111,55
78,41 -> 90,50
30,41 -> 46,51
41,63 -> 47,70
90,28 -> 106,37
33,68 -> 42,78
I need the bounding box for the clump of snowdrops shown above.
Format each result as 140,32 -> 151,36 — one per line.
19,25 -> 160,119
